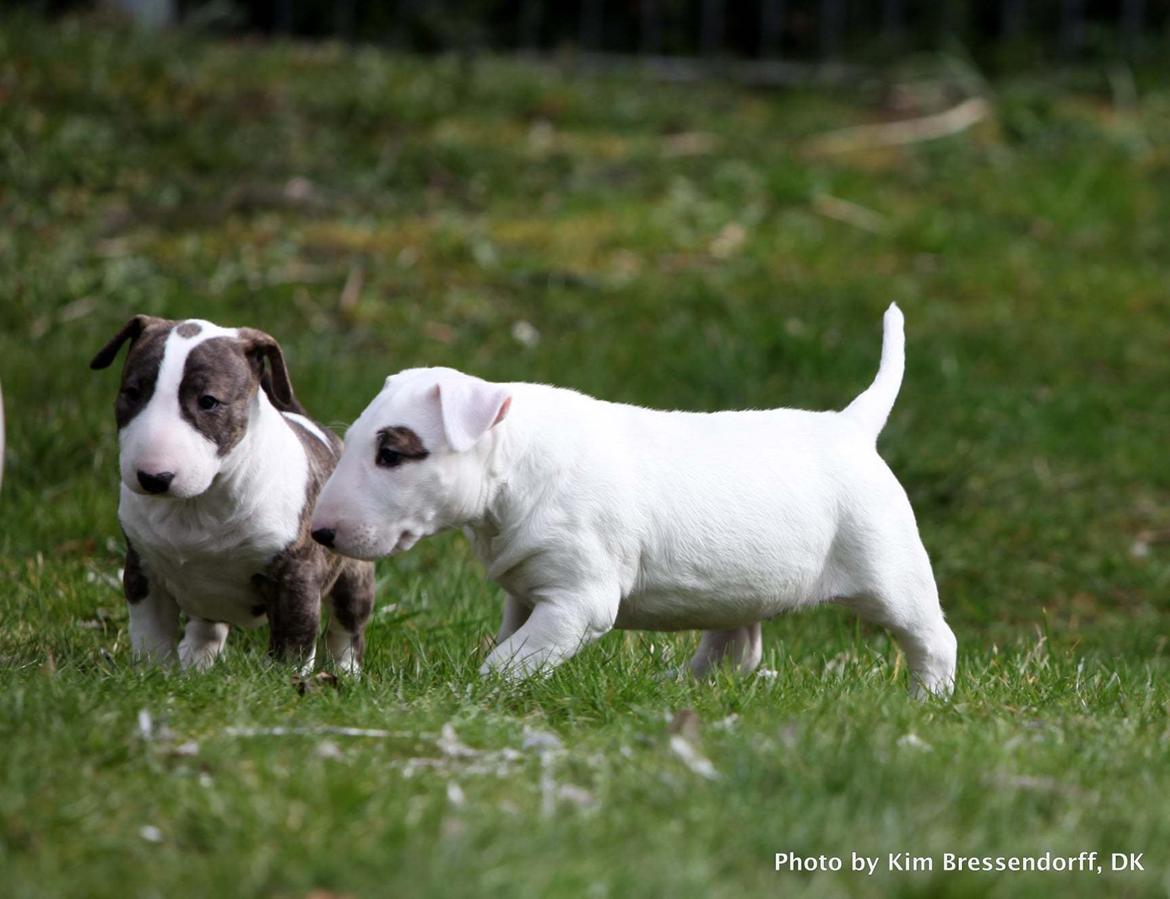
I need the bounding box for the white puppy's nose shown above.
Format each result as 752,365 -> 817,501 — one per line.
137,469 -> 175,494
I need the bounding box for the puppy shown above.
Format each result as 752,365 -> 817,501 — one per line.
311,305 -> 956,696
91,316 -> 376,673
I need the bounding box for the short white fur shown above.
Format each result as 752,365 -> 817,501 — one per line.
313,304 -> 957,696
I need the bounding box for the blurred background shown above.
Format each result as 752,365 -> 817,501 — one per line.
35,0 -> 1170,62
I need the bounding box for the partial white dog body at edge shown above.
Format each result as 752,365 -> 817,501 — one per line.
312,304 -> 957,697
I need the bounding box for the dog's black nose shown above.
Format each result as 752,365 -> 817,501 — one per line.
137,470 -> 175,494
311,527 -> 335,548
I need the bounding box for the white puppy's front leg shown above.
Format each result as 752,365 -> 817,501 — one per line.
495,593 -> 532,645
178,617 -> 230,671
481,592 -> 614,681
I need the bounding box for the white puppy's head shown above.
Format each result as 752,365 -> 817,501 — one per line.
311,367 -> 511,561
91,315 -> 299,499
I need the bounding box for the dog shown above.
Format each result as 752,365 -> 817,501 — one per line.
91,316 -> 376,673
310,304 -> 956,696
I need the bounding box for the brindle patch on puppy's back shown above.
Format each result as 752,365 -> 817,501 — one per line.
257,417 -> 352,655
115,324 -> 174,429
179,337 -> 261,457
286,417 -> 343,546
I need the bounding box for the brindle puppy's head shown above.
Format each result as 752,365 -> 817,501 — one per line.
91,316 -> 301,499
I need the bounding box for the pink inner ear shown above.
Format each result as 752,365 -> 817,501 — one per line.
493,395 -> 512,427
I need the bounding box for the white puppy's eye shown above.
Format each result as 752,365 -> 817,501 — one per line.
198,394 -> 222,411
376,447 -> 403,468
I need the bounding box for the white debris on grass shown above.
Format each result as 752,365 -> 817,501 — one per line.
521,729 -> 563,753
315,740 -> 344,761
755,668 -> 781,680
713,714 -> 740,732
669,734 -> 719,781
139,825 -> 163,844
511,320 -> 541,348
446,781 -> 466,808
557,784 -> 597,809
224,725 -> 413,739
897,733 -> 933,752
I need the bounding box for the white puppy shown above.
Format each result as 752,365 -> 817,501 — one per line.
312,304 -> 956,696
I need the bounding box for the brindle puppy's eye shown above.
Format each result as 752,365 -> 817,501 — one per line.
122,385 -> 141,402
377,447 -> 403,468
198,394 -> 222,411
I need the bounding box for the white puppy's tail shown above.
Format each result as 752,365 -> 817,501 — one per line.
842,303 -> 905,440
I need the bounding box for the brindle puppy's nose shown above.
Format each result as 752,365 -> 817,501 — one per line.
137,470 -> 175,494
311,527 -> 335,548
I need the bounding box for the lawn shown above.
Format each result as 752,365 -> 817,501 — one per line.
2,15 -> 1170,898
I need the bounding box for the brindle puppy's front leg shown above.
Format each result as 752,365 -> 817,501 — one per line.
326,559 -> 376,675
256,556 -> 321,675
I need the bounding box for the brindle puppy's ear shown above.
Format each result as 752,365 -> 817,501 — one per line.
90,315 -> 168,370
238,328 -> 304,414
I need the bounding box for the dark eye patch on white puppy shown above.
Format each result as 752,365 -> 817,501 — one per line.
375,426 -> 429,468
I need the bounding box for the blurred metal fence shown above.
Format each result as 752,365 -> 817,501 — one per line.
253,0 -> 1166,58
68,1 -> 1170,59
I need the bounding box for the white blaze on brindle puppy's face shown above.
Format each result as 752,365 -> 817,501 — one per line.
312,367 -> 511,561
91,316 -> 301,501
116,321 -> 240,498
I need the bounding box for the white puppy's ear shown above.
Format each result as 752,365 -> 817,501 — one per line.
434,375 -> 512,452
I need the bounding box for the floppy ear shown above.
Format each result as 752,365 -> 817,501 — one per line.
434,375 -> 512,453
90,315 -> 165,370
238,328 -> 302,413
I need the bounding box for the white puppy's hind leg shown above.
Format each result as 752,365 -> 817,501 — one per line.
178,617 -> 230,671
687,623 -> 763,678
842,576 -> 956,699
495,594 -> 532,645
897,614 -> 957,700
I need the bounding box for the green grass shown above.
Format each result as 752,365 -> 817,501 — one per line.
3,15 -> 1170,898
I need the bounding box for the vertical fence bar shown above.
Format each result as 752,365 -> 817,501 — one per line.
760,0 -> 785,56
821,0 -> 846,58
939,0 -> 961,46
700,0 -> 725,56
1122,0 -> 1146,53
274,0 -> 293,34
883,0 -> 906,41
1001,0 -> 1025,37
519,0 -> 542,50
641,0 -> 663,54
334,0 -> 355,41
1060,0 -> 1086,54
580,0 -> 604,50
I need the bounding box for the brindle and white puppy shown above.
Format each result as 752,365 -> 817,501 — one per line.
91,315 -> 376,673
